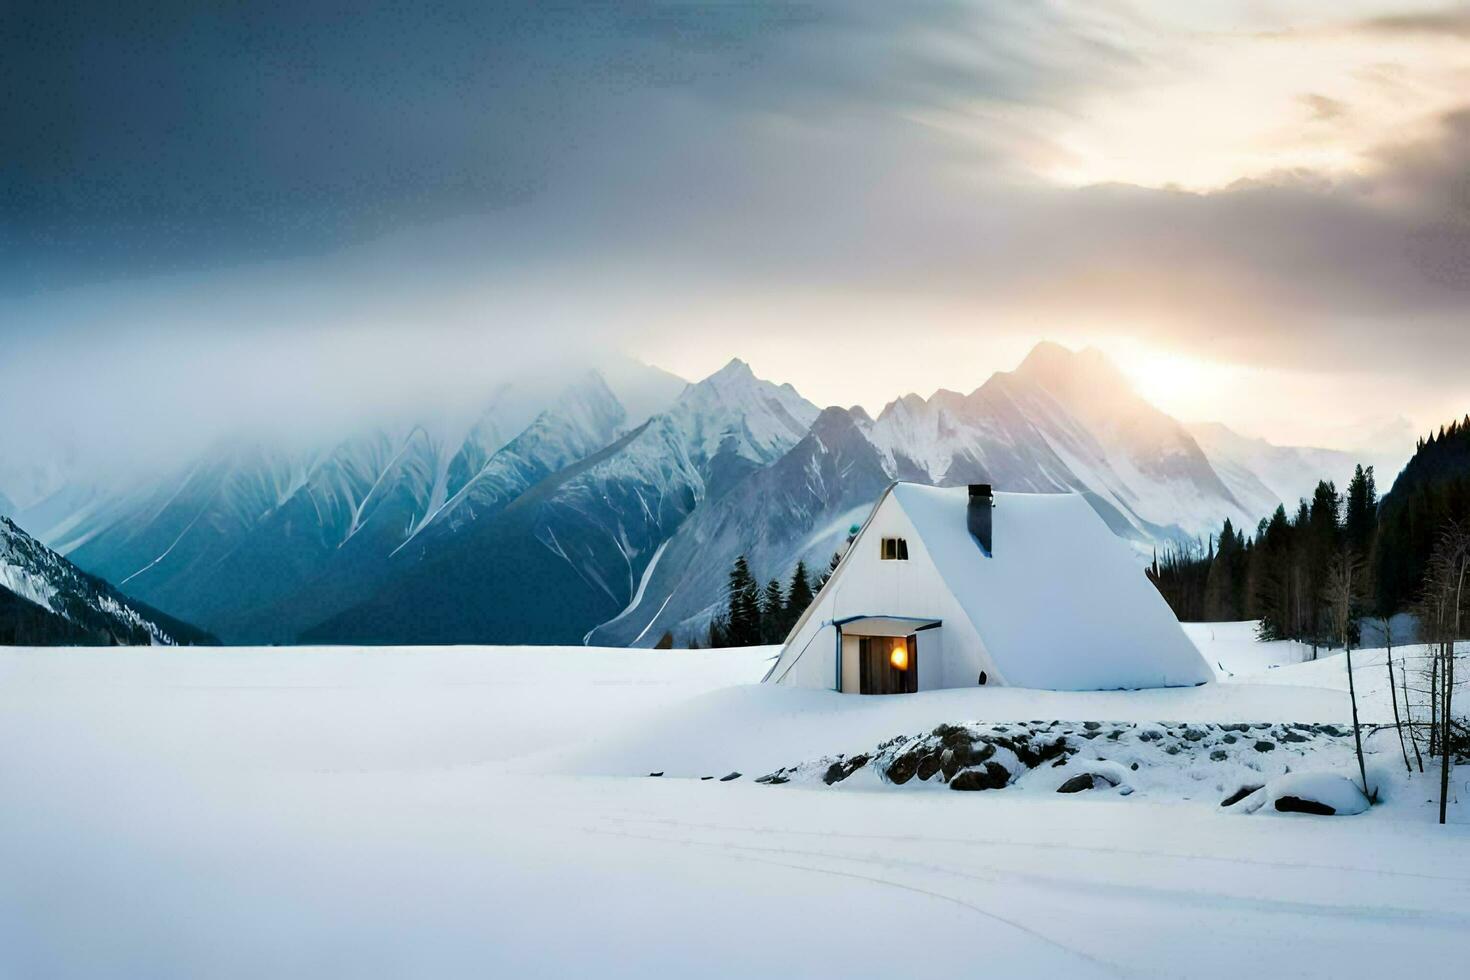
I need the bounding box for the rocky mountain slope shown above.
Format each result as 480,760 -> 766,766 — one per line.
1186,421 -> 1377,521
301,359 -> 819,644
31,359 -> 683,642
595,343 -> 1268,645
1,516 -> 214,645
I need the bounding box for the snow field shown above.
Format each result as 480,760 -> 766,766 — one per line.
1,632 -> 1467,978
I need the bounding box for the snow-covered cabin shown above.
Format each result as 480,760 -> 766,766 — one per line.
765,483 -> 1212,693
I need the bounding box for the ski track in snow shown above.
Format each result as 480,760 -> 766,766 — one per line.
587,825 -> 1131,976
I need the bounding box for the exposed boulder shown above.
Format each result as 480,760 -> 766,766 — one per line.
1056,772 -> 1116,793
885,752 -> 918,785
1275,795 -> 1335,815
1264,773 -> 1369,816
1220,784 -> 1264,807
822,755 -> 868,785
950,762 -> 1012,791
1226,773 -> 1369,816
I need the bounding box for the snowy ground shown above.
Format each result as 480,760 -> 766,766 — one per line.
2,636 -> 1467,978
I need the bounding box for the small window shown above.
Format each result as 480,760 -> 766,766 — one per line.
880,537 -> 909,561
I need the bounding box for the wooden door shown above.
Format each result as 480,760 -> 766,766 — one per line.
858,635 -> 918,695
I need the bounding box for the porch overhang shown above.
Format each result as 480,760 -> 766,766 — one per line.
833,615 -> 942,637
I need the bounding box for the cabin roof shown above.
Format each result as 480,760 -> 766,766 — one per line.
890,483 -> 1212,689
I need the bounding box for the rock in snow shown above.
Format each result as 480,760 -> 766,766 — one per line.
1232,773 -> 1370,816
950,763 -> 1013,791
1057,772 -> 1119,794
1220,784 -> 1265,807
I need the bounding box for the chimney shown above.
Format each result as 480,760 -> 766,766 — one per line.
967,484 -> 993,555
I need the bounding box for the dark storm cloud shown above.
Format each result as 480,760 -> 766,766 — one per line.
5,1 -> 1129,291
0,2 -> 792,287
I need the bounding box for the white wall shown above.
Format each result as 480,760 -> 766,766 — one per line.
840,634 -> 861,693
771,490 -> 1002,691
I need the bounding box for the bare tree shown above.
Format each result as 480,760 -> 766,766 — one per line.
1419,521 -> 1469,825
1323,548 -> 1369,797
1401,641 -> 1425,772
1379,615 -> 1412,772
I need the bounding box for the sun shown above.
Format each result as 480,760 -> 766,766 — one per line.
1109,342 -> 1238,422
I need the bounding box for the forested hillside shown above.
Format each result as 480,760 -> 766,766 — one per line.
1374,418 -> 1470,616
1150,417 -> 1470,646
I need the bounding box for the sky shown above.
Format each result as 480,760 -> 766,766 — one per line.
4,1 -> 1470,482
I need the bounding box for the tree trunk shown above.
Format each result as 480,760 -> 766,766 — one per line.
1430,650 -> 1440,757
1403,646 -> 1424,773
1441,640 -> 1454,824
1345,644 -> 1370,798
1385,633 -> 1411,772
1441,564 -> 1464,826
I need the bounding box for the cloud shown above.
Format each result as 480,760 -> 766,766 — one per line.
0,3 -> 1027,289
1357,8 -> 1470,38
1300,92 -> 1349,120
4,2 -> 1470,475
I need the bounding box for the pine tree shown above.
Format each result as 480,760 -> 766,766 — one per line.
784,559 -> 815,633
707,613 -> 728,648
1204,518 -> 1239,621
760,578 -> 785,644
1255,505 -> 1293,640
1344,464 -> 1377,560
1304,481 -> 1342,648
723,555 -> 762,646
1375,420 -> 1470,615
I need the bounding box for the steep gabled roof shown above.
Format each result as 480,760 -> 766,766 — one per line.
891,484 -> 1211,690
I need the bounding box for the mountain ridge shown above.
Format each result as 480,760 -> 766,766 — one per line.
301,361 -> 820,644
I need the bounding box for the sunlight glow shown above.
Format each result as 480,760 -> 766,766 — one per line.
1109,343 -> 1231,417
1036,23 -> 1470,190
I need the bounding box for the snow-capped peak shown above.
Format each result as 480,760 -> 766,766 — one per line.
1013,341 -> 1133,400
665,360 -> 819,463
708,357 -> 756,382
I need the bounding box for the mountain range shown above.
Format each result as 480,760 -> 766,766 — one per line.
1,343 -> 1390,646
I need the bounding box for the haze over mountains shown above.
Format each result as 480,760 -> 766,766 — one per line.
1,343 -> 1395,647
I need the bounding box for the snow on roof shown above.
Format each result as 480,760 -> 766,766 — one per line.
891,484 -> 1212,690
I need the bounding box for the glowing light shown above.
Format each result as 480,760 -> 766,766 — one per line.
890,641 -> 909,671
1110,342 -> 1238,423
